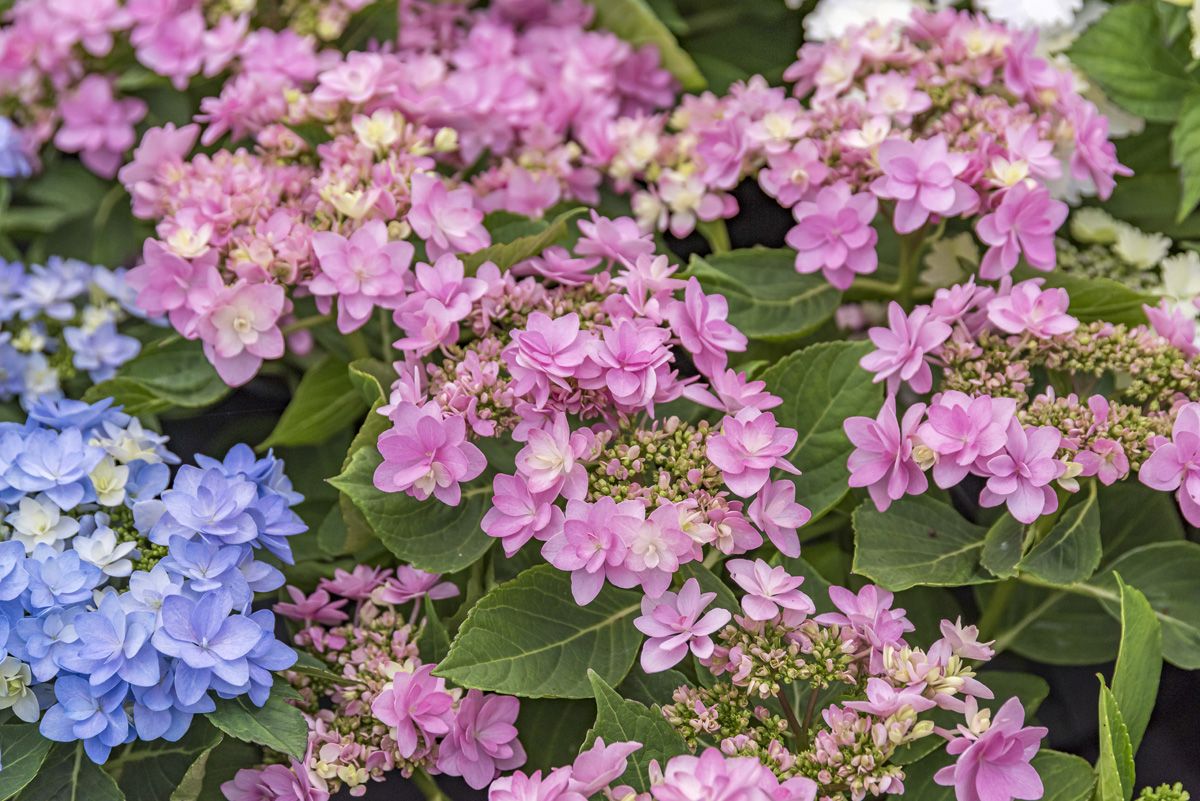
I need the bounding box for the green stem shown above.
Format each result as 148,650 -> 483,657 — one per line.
977,579 -> 1018,640
347,330 -> 370,361
378,307 -> 393,362
697,219 -> 731,254
896,228 -> 927,307
411,767 -> 451,801
282,314 -> 332,334
778,689 -> 806,748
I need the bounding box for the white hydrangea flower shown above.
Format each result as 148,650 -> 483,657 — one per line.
0,657 -> 40,723
803,0 -> 915,41
21,353 -> 60,399
1113,224 -> 1172,269
92,418 -> 171,465
73,526 -> 137,578
1069,208 -> 1121,244
1159,251 -> 1200,318
976,0 -> 1083,29
89,456 -> 130,507
6,494 -> 79,553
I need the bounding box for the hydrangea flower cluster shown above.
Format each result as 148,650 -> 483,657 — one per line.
120,0 -> 675,385
0,0 -> 382,177
0,397 -> 303,762
226,564 -> 523,800
0,256 -> 154,407
646,561 -> 1044,801
588,9 -> 1126,289
849,275 -> 1200,524
372,215 -> 813,604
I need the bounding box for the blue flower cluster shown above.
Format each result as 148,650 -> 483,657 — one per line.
0,255 -> 157,407
0,397 -> 303,763
0,117 -> 31,179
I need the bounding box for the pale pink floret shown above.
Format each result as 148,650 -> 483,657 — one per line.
407,171 -> 490,258
1076,439 -> 1129,486
504,312 -> 594,408
1139,402 -> 1200,526
581,318 -> 673,411
934,697 -> 1048,801
844,677 -> 936,717
917,392 -> 1016,489
198,281 -> 286,386
1144,300 -> 1199,358
54,75 -> 147,178
785,181 -> 879,290
978,420 -> 1065,524
844,395 -> 928,512
707,407 -> 800,498
310,220 -> 414,333
634,578 -> 731,673
746,479 -> 811,557
374,402 -> 487,505
482,473 -> 564,557
860,301 -> 951,394
436,690 -> 526,790
870,135 -> 978,234
975,182 -> 1067,279
541,497 -> 644,605
371,663 -> 455,759
726,558 -> 814,621
986,279 -> 1077,339
514,413 -> 591,500
665,278 -> 747,377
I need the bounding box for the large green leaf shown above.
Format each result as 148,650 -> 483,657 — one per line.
516,698 -> 597,774
1019,483 -> 1101,586
587,0 -> 706,91
980,513 -> 1023,579
0,724 -> 52,800
617,665 -> 688,708
437,565 -> 642,698
1171,93 -> 1200,221
259,357 -> 367,449
1110,577 -> 1162,752
1098,482 -> 1185,561
684,249 -> 841,342
978,582 -> 1120,666
329,445 -> 494,573
13,743 -> 124,801
584,671 -> 688,793
1067,3 -> 1197,122
205,684 -> 308,760
462,207 -> 586,272
852,495 -> 991,591
760,341 -> 880,520
83,337 -> 230,415
1096,681 -> 1134,801
107,721 -> 223,801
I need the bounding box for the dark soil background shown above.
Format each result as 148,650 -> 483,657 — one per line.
162,180 -> 1200,800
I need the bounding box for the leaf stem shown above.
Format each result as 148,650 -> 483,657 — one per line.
978,579 -> 1017,640
282,314 -> 332,334
411,767 -> 451,801
697,219 -> 731,254
378,307 -> 393,362
778,689 -> 807,748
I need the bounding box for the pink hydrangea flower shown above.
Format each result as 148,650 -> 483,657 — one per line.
844,677 -> 937,717
979,420 -> 1066,524
198,281 -> 287,386
707,407 -> 800,498
581,318 -> 673,411
273,586 -> 349,626
746,479 -> 811,557
222,760 -> 329,801
310,220 -> 414,333
127,241 -> 218,330
1076,439 -> 1129,486
844,395 -> 929,512
505,312 -> 594,408
1070,102 -> 1132,201
569,739 -> 643,797
407,171 -> 490,258
437,690 -> 526,790
684,368 -> 783,415
374,566 -> 460,605
759,141 -> 830,207
374,402 -> 487,505
815,584 -> 913,673
575,212 -> 655,265
864,73 -> 931,124
939,617 -> 996,661
542,497 -> 644,605
489,769 -> 582,801
934,697 -> 1047,801
634,578 -> 731,673
1144,300 -> 1199,357
53,75 -> 147,178
870,135 -> 978,234
651,748 -> 817,801
785,181 -> 879,290
665,278 -> 747,377
118,123 -> 200,217
482,473 -> 565,557
917,392 -> 1017,489
514,413 -> 592,500
371,663 -> 456,759
395,254 -> 488,354
1138,402 -> 1200,526
726,558 -> 814,621
975,182 -> 1067,279
986,279 -> 1078,339
859,302 -> 951,394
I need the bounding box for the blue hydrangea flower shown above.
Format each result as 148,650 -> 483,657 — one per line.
131,667 -> 215,742
150,467 -> 260,547
123,565 -> 182,615
24,546 -> 103,609
159,538 -> 251,606
195,444 -> 304,505
39,676 -> 133,763
11,606 -> 83,682
150,591 -> 266,706
5,427 -> 104,509
58,592 -> 161,689
215,608 -> 296,706
0,118 -> 31,179
0,541 -> 29,601
64,322 -> 141,382
26,397 -> 125,433
15,260 -> 89,322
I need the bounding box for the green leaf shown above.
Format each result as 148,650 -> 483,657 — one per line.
206,684 -> 308,760
168,735 -> 222,801
975,582 -> 1120,666
1090,542 -> 1200,670
1096,680 -> 1134,801
1099,482 -> 1185,561
13,743 -> 125,801
617,665 -> 688,708
586,0 -> 706,92
1110,577 -> 1162,752
851,495 -> 991,591
437,565 -> 642,698
462,207 -> 586,272
83,337 -> 230,415
1067,3 -> 1197,122
1013,267 -> 1153,327
0,724 -> 52,800
515,698 -> 596,773
1019,482 -> 1102,586
418,595 -> 452,664
761,341 -> 880,520
109,721 -> 223,801
584,671 -> 688,793
330,445 -> 494,573
684,249 -> 841,342
981,513 -> 1024,579
259,357 -> 367,449
347,357 -> 394,404
1171,93 -> 1200,221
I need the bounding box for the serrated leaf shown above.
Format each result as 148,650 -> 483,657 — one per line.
761,341 -> 881,520
585,0 -> 706,92
109,721 -> 223,801
981,513 -> 1024,579
584,671 -> 688,793
206,685 -> 308,760
685,249 -> 841,342
330,445 -> 494,573
1019,482 -> 1101,586
1096,680 -> 1134,801
852,495 -> 991,591
0,724 -> 52,800
437,565 -> 642,698
462,207 -> 586,272
83,337 -> 230,415
13,743 -> 124,801
1067,4 -> 1197,122
617,666 -> 687,708
259,356 -> 367,449
1110,576 -> 1162,753
1171,93 -> 1200,221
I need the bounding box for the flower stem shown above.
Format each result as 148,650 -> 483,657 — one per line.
697,219 -> 731,254
411,767 -> 451,801
896,228 -> 927,308
778,689 -> 806,748
282,314 -> 331,334
977,578 -> 1017,641
378,307 -> 393,363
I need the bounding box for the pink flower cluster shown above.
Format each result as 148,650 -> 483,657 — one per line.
653,564 -> 1044,801
120,0 -> 677,385
373,218 -> 814,603
585,9 -> 1125,289
226,564 -> 522,800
